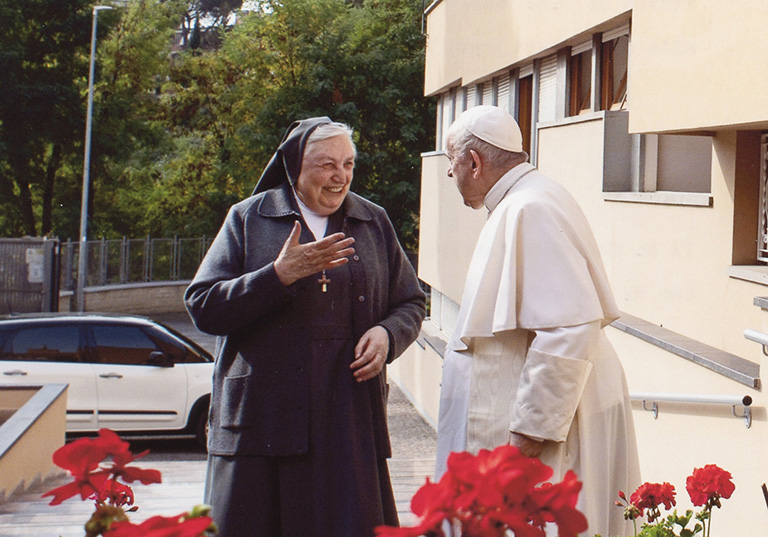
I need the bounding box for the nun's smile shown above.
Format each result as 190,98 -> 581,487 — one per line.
295,135 -> 355,216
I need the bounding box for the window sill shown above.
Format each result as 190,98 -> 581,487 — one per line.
416,319 -> 448,358
603,191 -> 712,207
611,312 -> 760,388
729,265 -> 768,286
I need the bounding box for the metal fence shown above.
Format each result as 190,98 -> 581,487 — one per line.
59,236 -> 213,291
0,238 -> 59,314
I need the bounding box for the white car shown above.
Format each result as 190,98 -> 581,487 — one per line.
0,313 -> 213,447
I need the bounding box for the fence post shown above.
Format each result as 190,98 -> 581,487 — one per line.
173,235 -> 180,281
99,237 -> 107,286
120,236 -> 128,284
144,235 -> 151,282
64,239 -> 74,291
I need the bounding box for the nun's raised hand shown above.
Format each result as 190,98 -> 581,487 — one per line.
274,221 -> 355,286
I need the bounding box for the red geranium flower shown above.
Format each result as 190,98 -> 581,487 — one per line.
42,469 -> 111,506
96,479 -> 136,508
686,464 -> 735,508
526,471 -> 588,537
109,448 -> 162,486
42,429 -> 160,505
629,481 -> 676,520
104,513 -> 213,537
377,445 -> 587,537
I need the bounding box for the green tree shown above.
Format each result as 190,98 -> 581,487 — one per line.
1,0 -> 434,249
158,0 -> 433,248
87,0 -> 188,238
0,0 -> 99,237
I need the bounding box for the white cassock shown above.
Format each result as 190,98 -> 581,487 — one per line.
436,163 -> 641,537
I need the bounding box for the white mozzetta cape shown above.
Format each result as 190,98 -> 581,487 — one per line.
436,164 -> 640,537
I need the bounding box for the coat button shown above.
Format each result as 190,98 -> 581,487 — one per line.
358,296 -> 365,302
353,255 -> 360,261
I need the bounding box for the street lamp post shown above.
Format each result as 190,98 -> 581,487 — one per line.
76,5 -> 113,312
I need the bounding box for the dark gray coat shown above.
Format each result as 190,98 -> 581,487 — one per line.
185,183 -> 426,457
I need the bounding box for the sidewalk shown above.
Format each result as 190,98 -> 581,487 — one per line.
0,312 -> 437,535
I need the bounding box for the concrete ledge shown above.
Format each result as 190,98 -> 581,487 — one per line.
730,266 -> 768,287
0,384 -> 67,503
59,281 -> 190,314
603,191 -> 713,207
611,313 -> 761,388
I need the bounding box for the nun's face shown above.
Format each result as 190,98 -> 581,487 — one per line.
296,135 -> 355,216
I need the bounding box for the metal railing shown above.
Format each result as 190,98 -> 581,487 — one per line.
630,392 -> 753,428
60,236 -> 213,291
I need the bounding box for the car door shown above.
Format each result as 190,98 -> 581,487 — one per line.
89,323 -> 188,431
0,322 -> 99,431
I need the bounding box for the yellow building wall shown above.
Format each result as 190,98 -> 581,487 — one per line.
420,2 -> 768,531
424,0 -> 632,95
425,0 -> 768,132
536,120 -> 768,533
387,340 -> 443,430
629,0 -> 768,133
418,152 -> 486,304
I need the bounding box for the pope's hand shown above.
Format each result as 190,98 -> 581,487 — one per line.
274,221 -> 355,286
351,326 -> 389,382
508,431 -> 545,458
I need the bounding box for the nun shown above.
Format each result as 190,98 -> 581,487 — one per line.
185,117 -> 426,537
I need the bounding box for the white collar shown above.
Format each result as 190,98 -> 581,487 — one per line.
293,188 -> 329,239
484,162 -> 536,213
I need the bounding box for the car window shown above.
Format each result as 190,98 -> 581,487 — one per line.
0,325 -> 83,363
91,325 -> 161,366
145,325 -> 208,364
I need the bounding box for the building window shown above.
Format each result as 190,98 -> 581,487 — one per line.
429,288 -> 459,337
569,43 -> 592,116
602,113 -> 713,202
518,75 -> 533,155
601,33 -> 629,111
758,134 -> 768,262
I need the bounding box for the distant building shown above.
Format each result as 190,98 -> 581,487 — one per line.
388,2 -> 768,533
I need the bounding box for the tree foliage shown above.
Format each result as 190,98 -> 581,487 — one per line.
0,0 -> 96,236
0,0 -> 434,250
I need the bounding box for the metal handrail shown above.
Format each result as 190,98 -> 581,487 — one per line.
744,328 -> 768,356
629,392 -> 753,428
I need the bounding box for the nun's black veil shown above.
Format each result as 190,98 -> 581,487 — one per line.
251,116 -> 333,196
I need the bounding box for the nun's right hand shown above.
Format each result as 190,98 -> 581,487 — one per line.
273,221 -> 355,286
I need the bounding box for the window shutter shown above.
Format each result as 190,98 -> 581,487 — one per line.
466,85 -> 477,109
497,73 -> 510,112
538,54 -> 558,123
482,81 -> 493,105
441,89 -> 455,146
759,135 -> 768,262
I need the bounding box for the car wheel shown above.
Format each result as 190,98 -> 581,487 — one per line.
194,404 -> 209,450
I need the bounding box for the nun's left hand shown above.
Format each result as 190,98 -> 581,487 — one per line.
351,326 -> 390,382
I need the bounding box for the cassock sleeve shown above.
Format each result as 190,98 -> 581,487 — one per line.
185,205 -> 295,336
509,321 -> 599,442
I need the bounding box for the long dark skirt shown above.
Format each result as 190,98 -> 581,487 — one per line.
205,244 -> 398,536
206,452 -> 397,537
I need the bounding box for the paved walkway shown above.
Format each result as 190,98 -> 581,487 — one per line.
0,312 -> 437,535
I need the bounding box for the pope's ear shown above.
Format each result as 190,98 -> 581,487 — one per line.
469,149 -> 482,176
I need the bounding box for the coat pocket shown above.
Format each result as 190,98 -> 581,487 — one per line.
220,374 -> 251,429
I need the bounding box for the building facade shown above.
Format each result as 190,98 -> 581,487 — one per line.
388,1 -> 768,533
